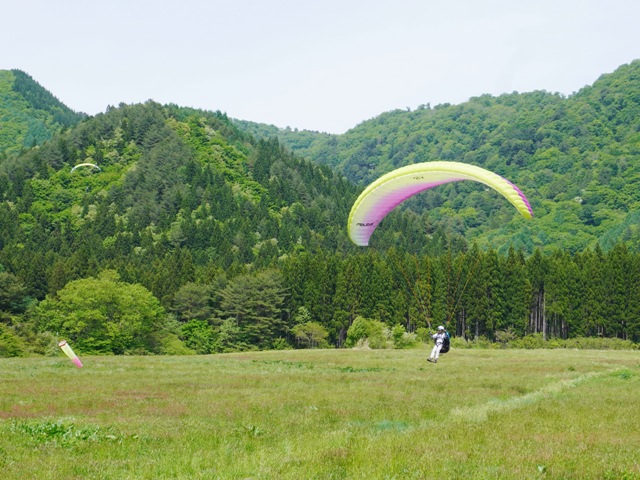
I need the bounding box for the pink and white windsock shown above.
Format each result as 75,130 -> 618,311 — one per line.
348,161 -> 533,246
58,340 -> 83,368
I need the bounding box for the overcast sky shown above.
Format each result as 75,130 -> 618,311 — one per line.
3,0 -> 639,133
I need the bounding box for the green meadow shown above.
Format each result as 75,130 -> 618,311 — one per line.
1,348 -> 639,479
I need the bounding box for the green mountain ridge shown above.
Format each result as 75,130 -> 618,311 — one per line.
3,63 -> 640,257
0,69 -> 86,157
235,59 -> 640,253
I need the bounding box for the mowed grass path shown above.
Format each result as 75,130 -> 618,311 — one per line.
1,348 -> 639,479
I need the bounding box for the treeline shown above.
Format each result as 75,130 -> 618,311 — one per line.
2,241 -> 640,357
283,244 -> 640,344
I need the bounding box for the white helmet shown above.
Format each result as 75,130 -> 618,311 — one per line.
438,325 -> 445,331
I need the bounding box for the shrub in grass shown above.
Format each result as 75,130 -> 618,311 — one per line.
158,333 -> 195,355
292,322 -> 330,349
367,321 -> 389,349
7,320 -> 58,356
562,336 -> 638,350
346,317 -> 399,349
452,336 -> 498,349
450,336 -> 470,349
415,327 -> 431,343
181,319 -> 218,354
510,333 -> 546,349
391,324 -> 417,349
548,338 -> 564,349
0,323 -> 27,357
495,328 -> 518,348
271,337 -> 291,350
503,335 -> 638,350
417,332 -> 639,351
391,324 -> 405,347
345,316 -> 369,347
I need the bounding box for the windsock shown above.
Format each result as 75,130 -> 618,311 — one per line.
58,340 -> 83,368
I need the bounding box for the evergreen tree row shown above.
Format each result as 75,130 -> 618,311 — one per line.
2,241 -> 639,357
281,244 -> 640,346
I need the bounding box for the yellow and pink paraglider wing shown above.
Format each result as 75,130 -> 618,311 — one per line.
347,161 -> 533,246
58,340 -> 83,368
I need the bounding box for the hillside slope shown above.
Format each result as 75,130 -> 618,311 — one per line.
236,60 -> 640,253
0,69 -> 86,157
0,102 -> 361,302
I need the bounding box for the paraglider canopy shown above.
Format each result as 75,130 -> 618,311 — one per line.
348,161 -> 532,246
70,163 -> 101,173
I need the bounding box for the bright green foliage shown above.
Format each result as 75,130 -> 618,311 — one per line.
291,321 -> 329,348
345,316 -> 389,348
345,318 -> 415,349
215,318 -> 245,352
391,324 -> 408,348
291,307 -> 331,348
361,320 -> 390,349
0,323 -> 27,357
292,306 -> 312,324
180,319 -> 217,354
345,316 -> 368,347
32,270 -> 167,354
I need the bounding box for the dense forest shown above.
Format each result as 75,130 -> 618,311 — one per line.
1,64 -> 639,357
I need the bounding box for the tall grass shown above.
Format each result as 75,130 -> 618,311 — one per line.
1,348 -> 639,479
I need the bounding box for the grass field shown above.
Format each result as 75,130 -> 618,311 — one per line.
1,348 -> 639,479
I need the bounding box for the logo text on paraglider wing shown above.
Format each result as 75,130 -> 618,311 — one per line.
356,222 -> 374,227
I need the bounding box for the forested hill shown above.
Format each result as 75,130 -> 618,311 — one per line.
1,94 -> 484,355
0,69 -> 86,157
235,60 -> 640,253
0,102 -> 365,300
2,73 -> 640,354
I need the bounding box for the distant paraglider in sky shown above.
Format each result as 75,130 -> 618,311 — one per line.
70,163 -> 101,173
347,161 -> 533,246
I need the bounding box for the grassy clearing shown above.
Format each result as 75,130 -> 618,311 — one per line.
1,348 -> 639,479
